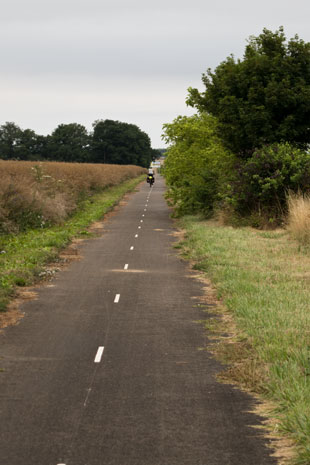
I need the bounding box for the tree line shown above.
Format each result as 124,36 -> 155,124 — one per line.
0,119 -> 160,168
163,27 -> 310,226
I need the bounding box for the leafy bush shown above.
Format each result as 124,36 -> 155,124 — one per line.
229,143 -> 310,222
162,114 -> 235,216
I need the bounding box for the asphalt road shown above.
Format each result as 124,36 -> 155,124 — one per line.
0,174 -> 277,465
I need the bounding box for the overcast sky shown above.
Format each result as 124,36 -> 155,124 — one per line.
1,0 -> 309,147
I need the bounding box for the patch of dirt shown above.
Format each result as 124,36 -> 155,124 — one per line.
59,241 -> 82,261
0,289 -> 38,330
252,403 -> 297,465
88,221 -> 105,233
171,229 -> 186,240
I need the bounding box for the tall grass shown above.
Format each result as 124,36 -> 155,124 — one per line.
179,216 -> 310,464
0,160 -> 145,233
287,192 -> 310,245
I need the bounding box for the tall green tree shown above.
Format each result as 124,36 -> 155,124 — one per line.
47,123 -> 90,162
17,129 -> 48,160
187,27 -> 310,157
91,119 -> 152,167
0,122 -> 23,159
0,122 -> 49,161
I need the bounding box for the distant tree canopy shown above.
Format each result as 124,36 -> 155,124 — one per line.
0,119 -> 155,167
47,123 -> 90,163
187,27 -> 310,157
91,119 -> 153,167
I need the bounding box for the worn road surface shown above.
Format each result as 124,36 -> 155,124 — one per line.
0,175 -> 277,465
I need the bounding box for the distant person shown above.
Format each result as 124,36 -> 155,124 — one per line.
147,172 -> 155,186
148,168 -> 154,175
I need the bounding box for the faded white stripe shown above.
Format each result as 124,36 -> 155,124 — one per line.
94,346 -> 104,363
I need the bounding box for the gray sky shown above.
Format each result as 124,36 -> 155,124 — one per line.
1,0 -> 309,147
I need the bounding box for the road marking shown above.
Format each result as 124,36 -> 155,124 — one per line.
130,246 -> 134,250
138,226 -> 141,229
140,220 -> 143,222
94,346 -> 104,363
124,264 -> 129,270
142,214 -> 145,217
144,209 -> 147,211
135,234 -> 138,238
114,294 -> 120,303
84,388 -> 92,407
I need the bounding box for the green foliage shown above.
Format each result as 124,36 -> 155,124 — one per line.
187,27 -> 310,157
0,122 -> 47,161
47,123 -> 90,162
0,120 -> 155,166
91,119 -> 153,167
229,143 -> 310,218
162,114 -> 235,215
0,122 -> 23,159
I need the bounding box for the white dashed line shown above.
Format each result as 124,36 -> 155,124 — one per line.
94,346 -> 104,363
138,226 -> 141,229
140,220 -> 143,223
135,234 -> 138,238
124,264 -> 129,270
114,294 -> 120,303
142,214 -> 145,217
144,209 -> 147,211
130,246 -> 134,250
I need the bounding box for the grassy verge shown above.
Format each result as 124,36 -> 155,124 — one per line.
178,215 -> 310,465
0,175 -> 144,313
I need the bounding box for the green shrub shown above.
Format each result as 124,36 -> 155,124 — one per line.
162,114 -> 235,216
229,143 -> 310,221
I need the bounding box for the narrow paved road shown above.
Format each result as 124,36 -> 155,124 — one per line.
0,175 -> 277,465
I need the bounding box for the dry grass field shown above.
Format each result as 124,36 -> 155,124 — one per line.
0,160 -> 145,233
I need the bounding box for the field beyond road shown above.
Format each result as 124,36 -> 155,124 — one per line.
0,160 -> 145,235
178,216 -> 310,465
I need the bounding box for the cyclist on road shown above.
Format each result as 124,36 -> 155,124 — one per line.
147,169 -> 155,186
